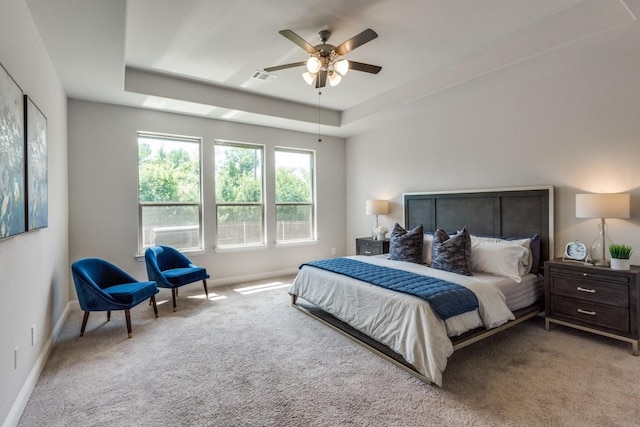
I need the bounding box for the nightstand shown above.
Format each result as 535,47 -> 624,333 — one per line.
356,237 -> 390,256
544,259 -> 640,355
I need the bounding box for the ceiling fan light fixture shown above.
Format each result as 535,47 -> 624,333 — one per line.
302,71 -> 316,85
306,56 -> 322,73
328,70 -> 342,87
265,28 -> 381,89
333,59 -> 349,76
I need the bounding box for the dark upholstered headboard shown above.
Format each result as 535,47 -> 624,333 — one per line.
404,186 -> 554,270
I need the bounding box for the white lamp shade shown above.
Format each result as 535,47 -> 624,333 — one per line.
333,59 -> 349,76
302,71 -> 316,85
328,71 -> 342,86
306,56 -> 321,73
366,199 -> 389,216
576,193 -> 630,219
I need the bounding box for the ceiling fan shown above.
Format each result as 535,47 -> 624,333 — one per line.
264,28 -> 382,88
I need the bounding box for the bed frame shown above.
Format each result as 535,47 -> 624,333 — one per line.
292,185 -> 554,383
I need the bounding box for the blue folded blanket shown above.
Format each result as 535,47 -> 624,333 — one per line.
301,258 -> 478,320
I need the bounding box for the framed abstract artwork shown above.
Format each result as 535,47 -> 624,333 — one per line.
0,63 -> 25,239
25,96 -> 48,230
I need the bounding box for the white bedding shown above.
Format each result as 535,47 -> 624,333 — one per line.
289,255 -> 529,386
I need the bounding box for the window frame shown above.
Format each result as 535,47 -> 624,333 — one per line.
214,139 -> 266,248
274,146 -> 316,243
137,132 -> 204,255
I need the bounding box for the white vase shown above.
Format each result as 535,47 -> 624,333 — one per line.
610,258 -> 630,271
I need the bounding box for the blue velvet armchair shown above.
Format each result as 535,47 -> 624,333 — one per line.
72,258 -> 159,338
144,245 -> 210,311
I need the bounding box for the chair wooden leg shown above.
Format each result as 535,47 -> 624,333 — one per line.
80,311 -> 90,337
125,309 -> 132,338
203,279 -> 209,300
151,295 -> 158,318
172,288 -> 177,312
107,311 -> 111,322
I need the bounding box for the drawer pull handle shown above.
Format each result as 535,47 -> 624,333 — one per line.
364,250 -> 371,254
583,273 -> 588,277
576,287 -> 596,293
577,308 -> 596,316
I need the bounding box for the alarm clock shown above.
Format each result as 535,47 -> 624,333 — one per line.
563,240 -> 589,264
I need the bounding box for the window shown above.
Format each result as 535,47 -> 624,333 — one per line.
138,133 -> 202,253
275,148 -> 315,242
214,141 -> 264,247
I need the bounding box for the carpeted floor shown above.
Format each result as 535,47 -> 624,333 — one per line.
17,275 -> 640,426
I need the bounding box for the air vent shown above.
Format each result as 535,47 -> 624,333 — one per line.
251,70 -> 277,82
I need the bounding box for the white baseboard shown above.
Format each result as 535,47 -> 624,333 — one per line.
69,299 -> 80,311
3,301 -> 72,427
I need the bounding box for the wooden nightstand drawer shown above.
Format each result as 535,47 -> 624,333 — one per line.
355,238 -> 390,256
358,244 -> 382,255
551,295 -> 630,333
550,274 -> 629,308
548,265 -> 630,285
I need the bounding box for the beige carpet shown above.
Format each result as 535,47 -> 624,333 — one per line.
17,275 -> 640,426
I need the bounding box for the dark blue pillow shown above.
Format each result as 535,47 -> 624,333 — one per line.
389,223 -> 424,264
431,227 -> 472,276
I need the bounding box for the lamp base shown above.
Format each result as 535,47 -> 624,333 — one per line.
589,222 -> 612,267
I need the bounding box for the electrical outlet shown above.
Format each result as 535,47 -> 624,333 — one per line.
31,325 -> 36,346
331,247 -> 336,255
14,346 -> 19,369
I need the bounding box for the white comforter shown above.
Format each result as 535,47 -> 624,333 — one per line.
289,255 -> 515,386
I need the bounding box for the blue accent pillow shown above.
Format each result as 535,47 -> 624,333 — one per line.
389,223 -> 424,264
431,227 -> 472,276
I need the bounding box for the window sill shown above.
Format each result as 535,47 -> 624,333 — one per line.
275,240 -> 318,248
214,243 -> 268,254
213,240 -> 318,253
135,248 -> 206,261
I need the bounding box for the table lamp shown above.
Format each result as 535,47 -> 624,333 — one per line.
576,193 -> 630,266
365,199 -> 388,240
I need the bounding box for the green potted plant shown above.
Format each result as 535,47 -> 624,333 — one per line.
609,244 -> 632,270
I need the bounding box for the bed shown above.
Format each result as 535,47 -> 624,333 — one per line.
289,186 -> 554,386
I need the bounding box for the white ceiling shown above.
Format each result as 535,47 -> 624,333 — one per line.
26,0 -> 636,137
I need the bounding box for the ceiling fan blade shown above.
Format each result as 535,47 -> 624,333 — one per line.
264,62 -> 306,72
279,30 -> 318,54
334,29 -> 378,56
315,70 -> 327,88
348,61 -> 382,74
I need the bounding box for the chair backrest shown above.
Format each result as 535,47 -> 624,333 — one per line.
71,258 -> 136,310
146,245 -> 191,272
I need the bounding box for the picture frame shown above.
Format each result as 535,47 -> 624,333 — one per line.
0,63 -> 26,239
25,95 -> 48,230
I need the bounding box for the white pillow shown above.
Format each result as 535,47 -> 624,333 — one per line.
470,237 -> 531,282
421,233 -> 433,265
471,235 -> 533,273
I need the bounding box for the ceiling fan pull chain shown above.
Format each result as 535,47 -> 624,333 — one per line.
318,90 -> 322,143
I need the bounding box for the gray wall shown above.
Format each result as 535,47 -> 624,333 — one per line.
67,100 -> 346,284
345,16 -> 640,264
0,0 -> 69,424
